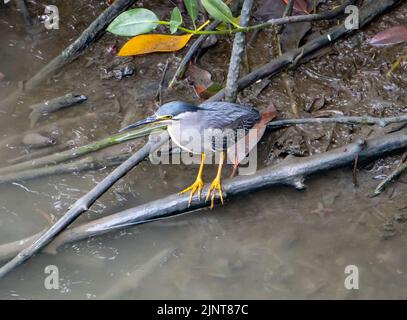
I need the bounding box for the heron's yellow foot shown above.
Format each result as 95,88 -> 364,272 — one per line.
179,153 -> 206,207
179,176 -> 204,206
206,151 -> 225,209
206,177 -> 224,209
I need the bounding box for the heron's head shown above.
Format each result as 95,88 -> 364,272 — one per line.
119,101 -> 197,132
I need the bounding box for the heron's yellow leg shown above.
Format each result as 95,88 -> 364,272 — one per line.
179,153 -> 206,206
206,151 -> 225,209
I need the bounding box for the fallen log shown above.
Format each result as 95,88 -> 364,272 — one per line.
0,128 -> 406,263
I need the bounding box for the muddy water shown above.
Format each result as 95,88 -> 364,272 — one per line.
0,0 -> 406,299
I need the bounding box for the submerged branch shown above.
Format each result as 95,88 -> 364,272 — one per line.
0,124 -> 165,176
0,153 -> 131,185
0,132 -> 169,278
2,0 -> 138,111
1,128 -> 406,263
29,93 -> 87,128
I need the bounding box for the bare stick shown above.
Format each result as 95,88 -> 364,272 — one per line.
371,153 -> 407,197
155,59 -> 170,106
207,0 -> 398,102
282,0 -> 295,18
0,132 -> 169,278
0,124 -> 164,176
264,0 -> 355,27
29,93 -> 87,128
168,21 -> 220,88
276,0 -> 295,34
15,0 -> 33,30
0,153 -> 131,185
267,115 -> 407,128
1,128 -> 406,262
224,0 -> 254,102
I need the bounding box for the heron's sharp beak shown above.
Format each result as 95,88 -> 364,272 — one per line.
119,115 -> 170,132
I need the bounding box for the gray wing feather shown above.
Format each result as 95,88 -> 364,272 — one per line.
197,102 -> 261,151
197,102 -> 260,130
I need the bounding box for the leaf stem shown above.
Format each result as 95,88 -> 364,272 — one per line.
154,1 -> 354,36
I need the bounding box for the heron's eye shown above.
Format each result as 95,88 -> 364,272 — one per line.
157,115 -> 172,120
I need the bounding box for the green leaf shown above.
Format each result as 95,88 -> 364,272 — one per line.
183,0 -> 198,29
216,16 -> 240,30
201,0 -> 236,25
107,8 -> 159,37
170,7 -> 183,34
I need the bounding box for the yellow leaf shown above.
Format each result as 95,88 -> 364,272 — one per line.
118,34 -> 193,56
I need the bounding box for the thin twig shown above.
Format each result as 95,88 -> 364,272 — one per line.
207,0 -> 393,102
225,0 -> 254,102
265,0 -> 355,27
168,21 -> 220,88
0,132 -> 169,278
7,142 -> 71,165
353,154 -> 359,187
0,124 -> 164,176
277,0 -> 295,34
0,153 -> 132,185
163,0 -> 356,36
1,128 -> 407,262
371,153 -> 407,197
155,60 -> 170,106
267,115 -> 407,129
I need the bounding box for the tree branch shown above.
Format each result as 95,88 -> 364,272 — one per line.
0,132 -> 169,278
267,115 -> 407,128
264,0 -> 356,27
207,0 -> 402,102
0,124 -> 164,176
225,0 -> 254,102
1,128 -> 406,262
371,153 -> 407,197
168,21 -> 220,88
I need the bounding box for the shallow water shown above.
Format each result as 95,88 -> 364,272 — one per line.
0,0 -> 406,299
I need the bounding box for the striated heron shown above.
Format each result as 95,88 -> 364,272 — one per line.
120,101 -> 265,208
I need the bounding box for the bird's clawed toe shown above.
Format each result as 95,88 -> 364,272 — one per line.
179,178 -> 204,207
205,177 -> 224,209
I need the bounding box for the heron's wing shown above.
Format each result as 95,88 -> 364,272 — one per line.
197,102 -> 260,130
197,102 -> 261,151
